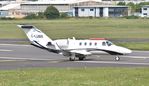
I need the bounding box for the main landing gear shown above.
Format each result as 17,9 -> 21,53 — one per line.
69,54 -> 86,61
69,54 -> 120,61
69,56 -> 75,61
115,56 -> 120,61
69,57 -> 85,61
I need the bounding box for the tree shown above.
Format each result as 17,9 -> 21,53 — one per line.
60,12 -> 68,18
127,2 -> 136,13
37,12 -> 45,19
44,5 -> 60,19
126,2 -> 149,13
24,13 -> 37,19
117,2 -> 126,5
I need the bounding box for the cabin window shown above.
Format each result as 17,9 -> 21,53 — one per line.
90,9 -> 94,11
94,42 -> 97,46
81,9 -> 84,11
84,42 -> 87,46
79,42 -> 82,46
143,8 -> 147,10
102,42 -> 106,46
89,42 -> 92,46
143,13 -> 147,15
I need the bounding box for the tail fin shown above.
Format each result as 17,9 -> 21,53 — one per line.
17,24 -> 60,50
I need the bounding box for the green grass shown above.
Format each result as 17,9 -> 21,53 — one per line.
0,19 -> 149,85
117,42 -> 149,50
0,68 -> 149,86
0,19 -> 149,39
0,19 -> 149,50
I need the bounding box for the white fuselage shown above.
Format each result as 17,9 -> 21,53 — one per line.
54,39 -> 132,55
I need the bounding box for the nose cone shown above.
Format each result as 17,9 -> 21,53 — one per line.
115,46 -> 132,55
124,48 -> 132,54
120,47 -> 132,54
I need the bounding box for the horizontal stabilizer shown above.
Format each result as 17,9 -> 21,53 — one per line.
17,24 -> 34,29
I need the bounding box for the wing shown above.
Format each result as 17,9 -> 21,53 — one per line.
69,50 -> 92,56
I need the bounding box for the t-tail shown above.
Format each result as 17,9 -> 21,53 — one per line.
17,24 -> 60,51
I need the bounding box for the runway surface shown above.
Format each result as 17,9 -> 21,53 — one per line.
0,44 -> 149,70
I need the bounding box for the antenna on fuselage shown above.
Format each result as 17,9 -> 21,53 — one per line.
72,37 -> 76,40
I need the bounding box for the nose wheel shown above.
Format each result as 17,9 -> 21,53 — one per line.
115,56 -> 120,61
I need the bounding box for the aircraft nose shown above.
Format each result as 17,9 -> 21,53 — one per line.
125,48 -> 132,54
122,48 -> 132,54
116,46 -> 132,54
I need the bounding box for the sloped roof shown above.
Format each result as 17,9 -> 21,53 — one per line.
0,1 -> 9,5
22,0 -> 102,5
0,3 -> 20,10
73,5 -> 128,7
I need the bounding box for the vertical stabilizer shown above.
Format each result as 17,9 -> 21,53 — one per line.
17,24 -> 60,50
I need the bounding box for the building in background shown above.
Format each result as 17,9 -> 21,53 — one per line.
0,3 -> 25,18
20,0 -> 116,17
20,0 -> 72,17
73,5 -> 128,17
141,5 -> 149,17
0,0 -> 131,18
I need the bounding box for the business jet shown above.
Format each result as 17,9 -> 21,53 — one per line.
17,24 -> 132,61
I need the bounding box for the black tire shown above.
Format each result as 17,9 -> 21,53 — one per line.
69,57 -> 75,61
79,57 -> 84,61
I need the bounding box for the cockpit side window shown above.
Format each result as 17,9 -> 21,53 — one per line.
102,42 -> 106,46
106,41 -> 113,46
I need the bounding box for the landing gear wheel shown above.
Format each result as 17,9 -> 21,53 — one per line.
69,57 -> 75,61
79,57 -> 84,61
115,56 -> 120,61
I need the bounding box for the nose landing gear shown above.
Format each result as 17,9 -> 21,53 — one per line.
115,56 -> 120,61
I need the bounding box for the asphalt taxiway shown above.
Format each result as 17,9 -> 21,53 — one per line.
0,44 -> 149,70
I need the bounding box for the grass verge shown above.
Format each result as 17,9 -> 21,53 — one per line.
117,42 -> 149,50
0,19 -> 149,39
0,19 -> 149,50
0,68 -> 149,86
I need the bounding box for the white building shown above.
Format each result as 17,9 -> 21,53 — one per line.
73,5 -> 128,17
0,0 -> 129,18
141,5 -> 149,17
20,0 -> 120,17
0,3 -> 24,18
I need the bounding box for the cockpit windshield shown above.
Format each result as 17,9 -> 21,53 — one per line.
106,41 -> 113,46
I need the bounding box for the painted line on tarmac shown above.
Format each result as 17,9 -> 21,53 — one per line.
75,61 -> 149,65
0,44 -> 31,47
133,50 -> 149,53
0,49 -> 13,52
0,60 -> 21,62
0,56 -> 62,61
122,56 -> 149,59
